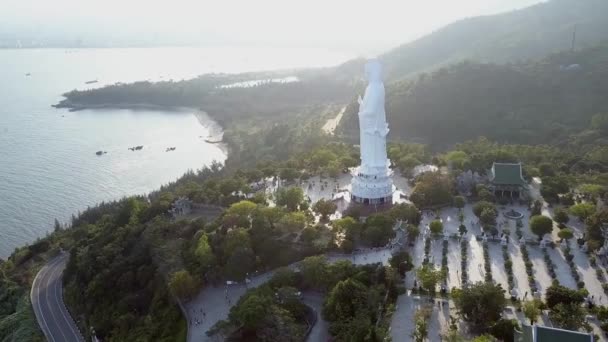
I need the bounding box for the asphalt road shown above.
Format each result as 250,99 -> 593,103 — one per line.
31,252 -> 84,342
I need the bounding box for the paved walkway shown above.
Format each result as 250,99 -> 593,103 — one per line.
301,292 -> 329,342
185,248 -> 394,342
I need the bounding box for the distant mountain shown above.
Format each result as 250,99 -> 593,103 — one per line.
338,44 -> 608,148
378,0 -> 608,81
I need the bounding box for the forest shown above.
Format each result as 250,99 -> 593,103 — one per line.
339,44 -> 608,147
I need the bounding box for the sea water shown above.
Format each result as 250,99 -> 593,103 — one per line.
0,47 -> 350,258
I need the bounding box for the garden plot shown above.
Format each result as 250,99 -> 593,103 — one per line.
545,247 -> 577,289
572,246 -> 608,306
527,246 -> 554,296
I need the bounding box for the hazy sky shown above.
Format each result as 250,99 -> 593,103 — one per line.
2,0 -> 545,52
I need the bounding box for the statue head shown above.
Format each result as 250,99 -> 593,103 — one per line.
364,59 -> 383,83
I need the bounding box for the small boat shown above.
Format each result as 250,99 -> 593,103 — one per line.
85,80 -> 98,84
204,139 -> 222,144
95,151 -> 106,156
128,145 -> 144,151
25,73 -> 31,77
165,147 -> 177,152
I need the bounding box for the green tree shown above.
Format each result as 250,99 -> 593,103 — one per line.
168,270 -> 198,299
530,215 -> 553,241
479,208 -> 497,228
310,149 -> 337,170
410,172 -> 453,208
407,224 -> 421,242
333,216 -> 361,240
398,155 -> 421,170
323,278 -> 369,322
452,282 -> 506,332
277,211 -> 308,233
276,187 -> 304,211
549,303 -> 587,331
545,283 -> 585,309
522,300 -> 542,324
489,319 -> 518,342
223,228 -> 252,256
538,163 -> 556,177
225,247 -> 256,281
459,224 -> 468,235
313,198 -> 337,221
473,201 -> 497,218
557,228 -> 574,241
223,200 -> 257,228
390,251 -> 414,276
569,202 -> 596,221
591,112 -> 608,132
445,151 -> 470,170
194,233 -> 215,270
300,256 -> 328,289
279,168 -> 300,182
259,206 -> 285,229
430,220 -> 444,236
268,267 -> 297,289
416,265 -> 442,292
301,226 -> 320,245
362,214 -> 395,247
453,196 -> 466,209
389,203 -> 422,225
553,208 -> 570,226
231,293 -> 273,330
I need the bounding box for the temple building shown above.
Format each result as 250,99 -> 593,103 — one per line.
488,162 -> 527,199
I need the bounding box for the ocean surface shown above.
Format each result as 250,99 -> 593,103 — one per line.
0,47 -> 351,258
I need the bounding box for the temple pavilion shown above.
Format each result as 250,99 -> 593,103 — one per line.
488,162 -> 527,199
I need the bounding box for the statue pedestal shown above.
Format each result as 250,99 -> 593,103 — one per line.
350,166 -> 393,205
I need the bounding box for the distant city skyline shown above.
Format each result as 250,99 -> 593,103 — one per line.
1,0 -> 545,53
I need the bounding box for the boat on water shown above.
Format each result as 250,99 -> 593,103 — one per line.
25,73 -> 31,77
165,147 -> 177,152
95,151 -> 107,156
85,80 -> 98,84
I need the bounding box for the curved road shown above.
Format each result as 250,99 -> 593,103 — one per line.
31,252 -> 84,342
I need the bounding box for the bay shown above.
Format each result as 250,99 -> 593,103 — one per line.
0,47 -> 351,258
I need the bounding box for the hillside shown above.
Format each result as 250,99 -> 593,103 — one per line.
338,45 -> 608,147
379,0 -> 608,81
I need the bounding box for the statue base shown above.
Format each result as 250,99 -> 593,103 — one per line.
350,166 -> 393,206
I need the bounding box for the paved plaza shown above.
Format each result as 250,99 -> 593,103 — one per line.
185,175 -> 608,341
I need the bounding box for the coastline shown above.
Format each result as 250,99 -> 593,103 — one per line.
192,110 -> 230,156
53,99 -> 231,157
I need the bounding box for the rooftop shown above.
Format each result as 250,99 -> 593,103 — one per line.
490,162 -> 525,186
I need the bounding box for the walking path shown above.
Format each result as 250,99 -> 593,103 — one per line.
185,248 -> 394,342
